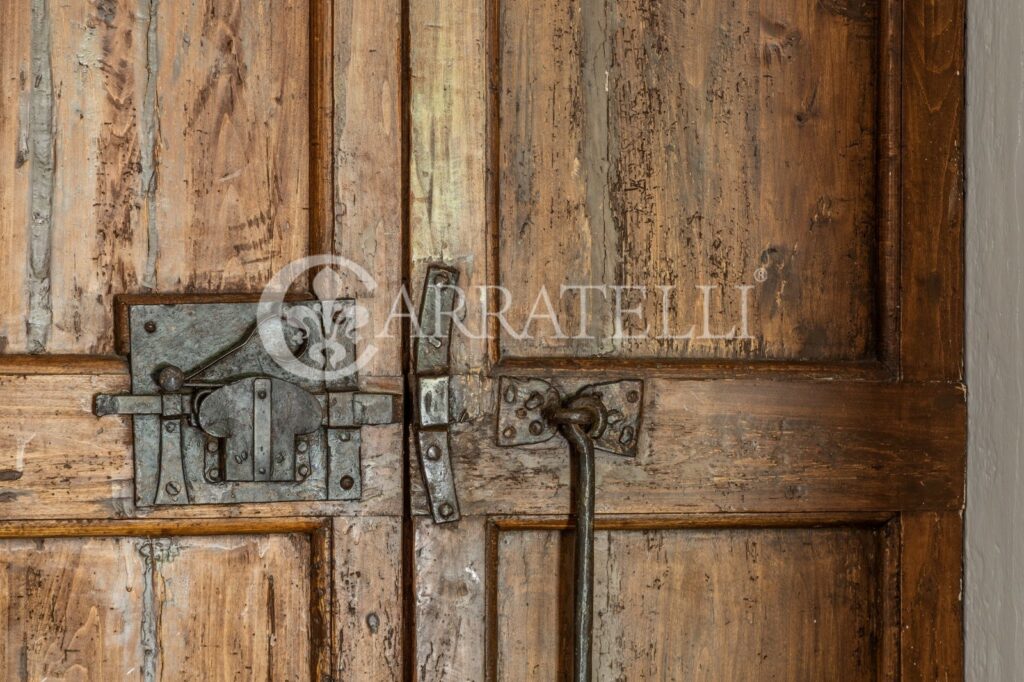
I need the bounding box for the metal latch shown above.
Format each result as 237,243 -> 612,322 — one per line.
496,376 -> 644,682
93,300 -> 399,506
414,265 -> 461,523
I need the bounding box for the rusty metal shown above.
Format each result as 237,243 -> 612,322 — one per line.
414,265 -> 462,524
497,376 -> 645,682
93,301 -> 399,506
496,378 -> 643,457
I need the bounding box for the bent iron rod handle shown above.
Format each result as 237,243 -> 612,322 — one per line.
559,421 -> 596,682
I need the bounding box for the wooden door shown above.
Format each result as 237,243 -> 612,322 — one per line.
0,1 -> 404,679
408,0 -> 965,679
2,0 -> 965,679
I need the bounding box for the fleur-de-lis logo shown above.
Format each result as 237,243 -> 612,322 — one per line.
259,256 -> 378,383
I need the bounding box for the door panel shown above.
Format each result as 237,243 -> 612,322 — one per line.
1,0 -> 312,355
410,0 -> 964,678
0,0 -> 405,678
497,0 -> 879,361
0,0 -> 965,678
494,525 -> 886,680
0,531 -> 315,680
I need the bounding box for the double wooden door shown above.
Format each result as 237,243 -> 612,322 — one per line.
0,0 -> 964,679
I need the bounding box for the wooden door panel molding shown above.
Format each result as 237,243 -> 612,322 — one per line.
489,523 -> 887,680
0,518 -> 331,680
412,378 -> 965,516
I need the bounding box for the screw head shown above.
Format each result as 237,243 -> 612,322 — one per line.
339,475 -> 355,490
438,502 -> 455,519
206,440 -> 219,453
164,421 -> 177,433
206,468 -> 220,481
425,444 -> 442,461
528,420 -> 544,436
297,441 -> 308,453
339,432 -> 351,442
297,464 -> 310,478
257,389 -> 268,400
502,426 -> 516,440
164,482 -> 180,497
157,365 -> 185,392
626,390 -> 640,403
144,320 -> 157,333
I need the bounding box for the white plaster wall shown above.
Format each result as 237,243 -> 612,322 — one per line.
966,0 -> 1024,678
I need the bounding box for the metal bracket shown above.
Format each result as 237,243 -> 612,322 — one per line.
414,265 -> 461,523
93,300 -> 400,507
495,377 -> 644,457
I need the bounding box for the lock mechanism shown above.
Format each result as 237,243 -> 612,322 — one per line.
94,299 -> 400,506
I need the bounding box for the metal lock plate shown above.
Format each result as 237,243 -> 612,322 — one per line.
496,377 -> 644,457
95,300 -> 399,507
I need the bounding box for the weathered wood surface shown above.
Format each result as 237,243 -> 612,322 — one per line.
409,0 -> 492,372
0,537 -> 143,679
0,374 -> 402,519
900,511 -> 964,681
900,0 -> 966,381
0,1 -> 32,355
0,533 -> 312,680
334,516 -> 404,681
493,526 -> 883,680
494,0 -> 877,362
413,516 -> 486,681
334,0 -> 404,378
413,378 -> 965,516
1,0 -> 311,355
153,533 -> 312,681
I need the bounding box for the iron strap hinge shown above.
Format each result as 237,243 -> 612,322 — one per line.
414,265 -> 462,524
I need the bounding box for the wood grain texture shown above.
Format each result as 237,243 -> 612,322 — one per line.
409,0 -> 492,372
0,532 -> 314,680
900,512 -> 964,681
0,537 -> 144,680
0,0 -> 32,355
414,378 -> 965,516
900,0 -> 966,381
153,534 -> 311,681
150,0 -> 309,293
334,517 -> 404,681
493,526 -> 883,680
414,516 -> 486,681
496,0 -> 878,362
0,374 -> 402,519
334,0 -> 403,378
1,0 -> 313,355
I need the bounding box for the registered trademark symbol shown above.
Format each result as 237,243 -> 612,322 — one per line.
754,267 -> 768,283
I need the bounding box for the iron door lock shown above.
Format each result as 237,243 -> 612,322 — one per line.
94,300 -> 400,507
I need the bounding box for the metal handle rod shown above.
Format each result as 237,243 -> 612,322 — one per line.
560,422 -> 595,682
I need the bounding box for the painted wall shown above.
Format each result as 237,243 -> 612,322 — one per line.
966,0 -> 1024,678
